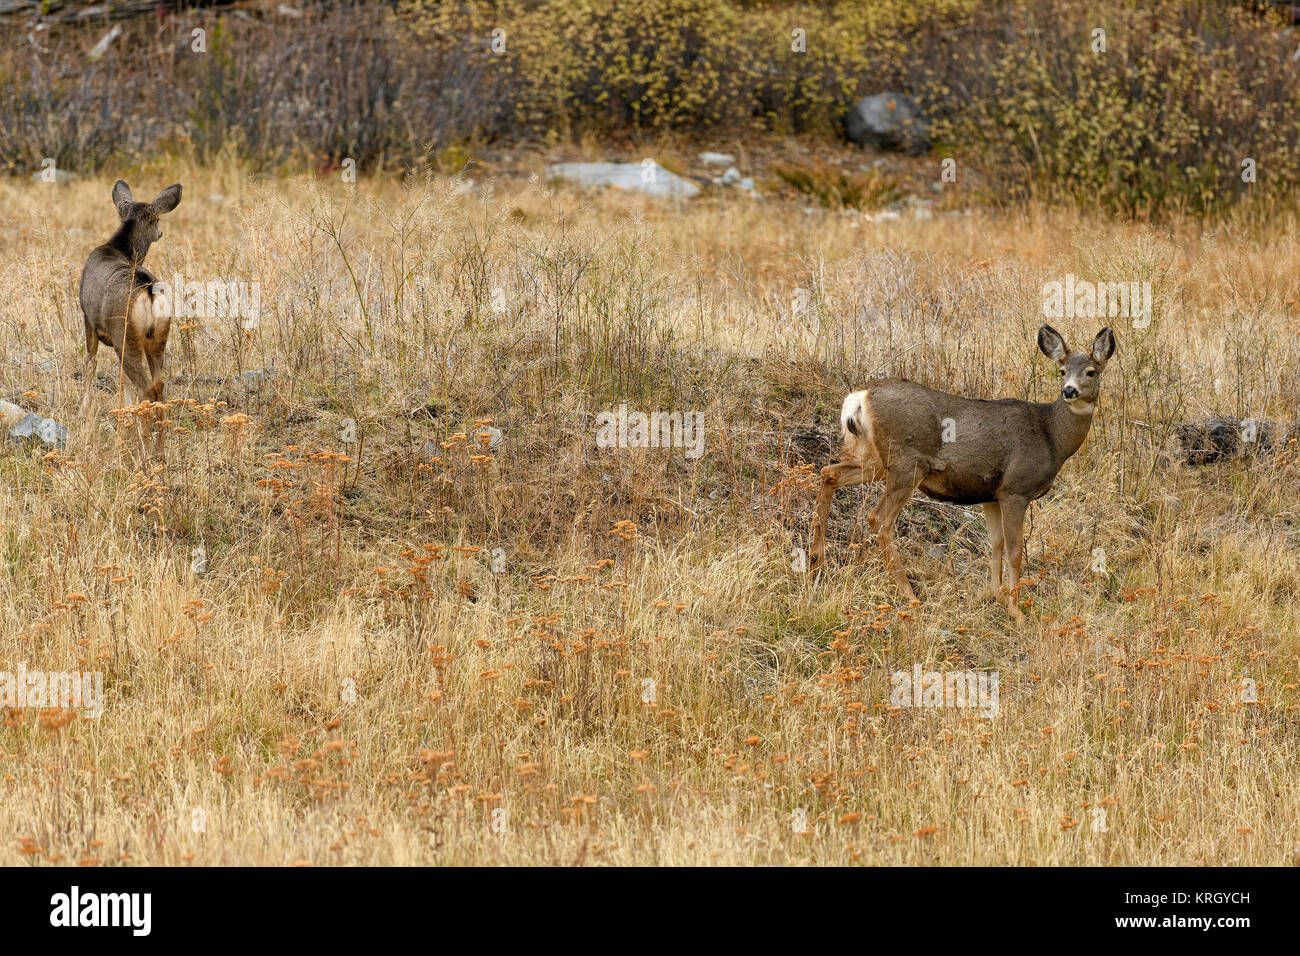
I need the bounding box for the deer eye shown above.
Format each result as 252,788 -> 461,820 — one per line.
1085,369 -> 1096,377
1058,368 -> 1065,375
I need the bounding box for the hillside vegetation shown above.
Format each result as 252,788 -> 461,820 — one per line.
0,163 -> 1296,863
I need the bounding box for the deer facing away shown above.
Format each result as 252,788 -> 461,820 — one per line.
78,179 -> 182,463
809,325 -> 1116,624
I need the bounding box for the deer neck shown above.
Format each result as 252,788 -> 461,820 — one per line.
107,224 -> 152,265
1048,397 -> 1095,464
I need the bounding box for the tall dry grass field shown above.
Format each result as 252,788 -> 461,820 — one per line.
0,162 -> 1296,865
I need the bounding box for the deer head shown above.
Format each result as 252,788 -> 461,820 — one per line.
109,180 -> 182,263
1037,325 -> 1116,416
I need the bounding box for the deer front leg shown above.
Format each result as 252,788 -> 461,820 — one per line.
868,467 -> 925,605
78,325 -> 99,419
998,496 -> 1029,625
809,463 -> 868,573
981,501 -> 1004,600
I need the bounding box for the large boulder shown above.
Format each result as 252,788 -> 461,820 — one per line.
546,161 -> 700,199
845,93 -> 931,154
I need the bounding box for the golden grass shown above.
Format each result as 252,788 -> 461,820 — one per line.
0,160 -> 1296,865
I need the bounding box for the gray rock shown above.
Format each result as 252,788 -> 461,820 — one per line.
720,166 -> 742,186
845,93 -> 931,154
31,167 -> 77,184
737,177 -> 755,192
7,351 -> 58,373
474,425 -> 504,451
546,162 -> 700,199
907,198 -> 934,221
239,366 -> 279,387
9,413 -> 67,450
699,152 -> 736,166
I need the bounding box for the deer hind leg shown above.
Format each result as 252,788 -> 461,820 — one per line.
145,346 -> 166,459
127,381 -> 153,471
117,335 -> 156,470
867,463 -> 927,605
122,293 -> 169,465
981,501 -> 1005,600
998,496 -> 1030,625
78,321 -> 99,419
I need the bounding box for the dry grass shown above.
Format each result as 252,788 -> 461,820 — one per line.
0,160 -> 1297,865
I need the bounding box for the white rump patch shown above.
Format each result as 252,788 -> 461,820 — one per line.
840,390 -> 871,440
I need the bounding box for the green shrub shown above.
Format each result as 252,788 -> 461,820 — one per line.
914,0 -> 1300,215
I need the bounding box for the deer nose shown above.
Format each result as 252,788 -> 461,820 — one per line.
1062,385 -> 1079,399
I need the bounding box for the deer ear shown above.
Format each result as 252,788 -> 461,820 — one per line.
1091,327 -> 1116,366
111,180 -> 133,219
150,184 -> 182,215
1037,324 -> 1069,363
